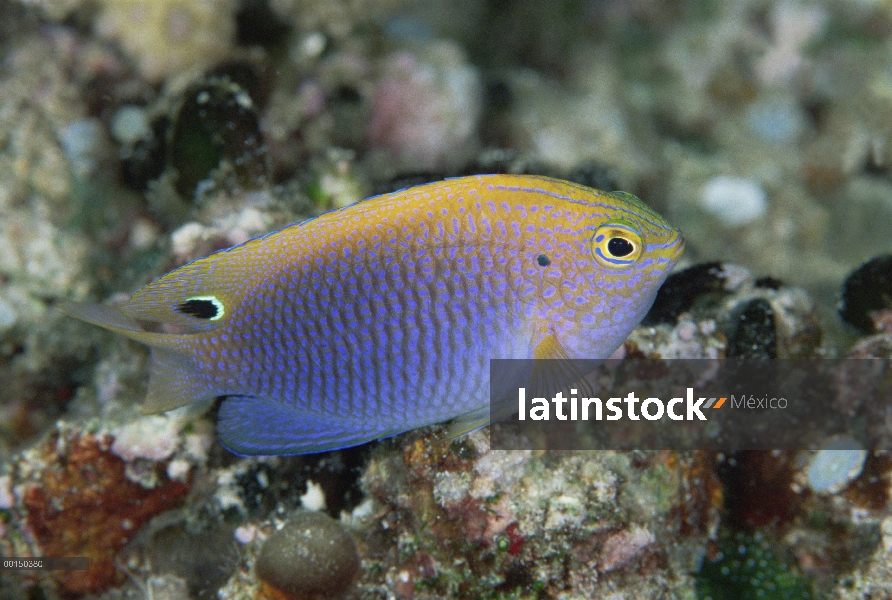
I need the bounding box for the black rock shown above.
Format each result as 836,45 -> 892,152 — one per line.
839,254 -> 892,334
168,76 -> 269,199
234,0 -> 291,49
754,276 -> 783,290
726,298 -> 777,359
642,262 -> 726,326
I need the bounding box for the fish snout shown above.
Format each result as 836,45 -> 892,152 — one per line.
670,232 -> 685,259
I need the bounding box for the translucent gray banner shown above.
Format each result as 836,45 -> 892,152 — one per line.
488,359 -> 892,450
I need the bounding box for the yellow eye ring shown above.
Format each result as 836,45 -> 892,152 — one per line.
591,223 -> 643,267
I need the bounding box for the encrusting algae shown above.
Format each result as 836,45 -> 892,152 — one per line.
61,174 -> 683,455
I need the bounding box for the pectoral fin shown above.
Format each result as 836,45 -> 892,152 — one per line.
532,332 -> 597,400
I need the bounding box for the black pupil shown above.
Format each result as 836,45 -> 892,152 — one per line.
178,299 -> 218,319
537,254 -> 551,267
607,237 -> 634,257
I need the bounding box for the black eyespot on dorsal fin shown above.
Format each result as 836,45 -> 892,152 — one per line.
178,298 -> 220,320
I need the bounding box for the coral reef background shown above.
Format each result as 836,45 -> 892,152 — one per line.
1,0 -> 892,598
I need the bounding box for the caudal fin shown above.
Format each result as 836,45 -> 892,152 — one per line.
59,301 -> 196,348
60,301 -> 214,413
143,345 -> 217,413
59,301 -> 146,336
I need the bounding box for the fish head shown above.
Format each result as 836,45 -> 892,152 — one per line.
544,187 -> 684,357
584,189 -> 684,295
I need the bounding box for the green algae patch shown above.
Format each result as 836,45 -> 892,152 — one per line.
696,531 -> 813,600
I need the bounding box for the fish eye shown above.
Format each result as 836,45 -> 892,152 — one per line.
591,223 -> 643,267
178,296 -> 225,320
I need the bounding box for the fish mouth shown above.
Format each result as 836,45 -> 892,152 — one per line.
669,231 -> 685,259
